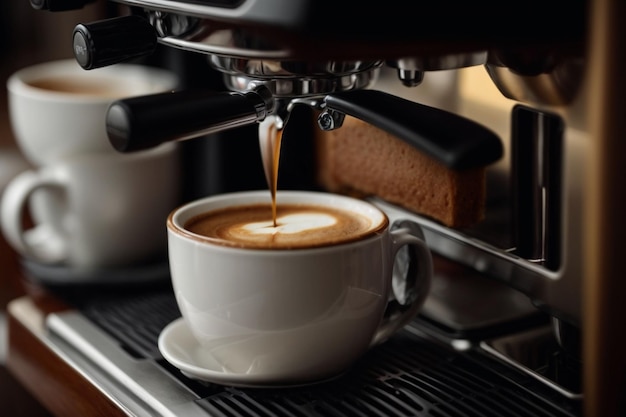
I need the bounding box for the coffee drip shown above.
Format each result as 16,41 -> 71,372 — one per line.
258,116 -> 285,227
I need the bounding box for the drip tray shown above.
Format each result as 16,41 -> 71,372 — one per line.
58,288 -> 582,417
481,326 -> 583,399
192,325 -> 581,417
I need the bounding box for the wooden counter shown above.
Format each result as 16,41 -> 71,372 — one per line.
0,238 -> 54,417
6,291 -> 129,417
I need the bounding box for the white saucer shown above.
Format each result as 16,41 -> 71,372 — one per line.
21,258 -> 170,286
158,318 -> 342,388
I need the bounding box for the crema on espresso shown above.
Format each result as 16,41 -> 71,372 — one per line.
184,203 -> 384,249
27,76 -> 133,98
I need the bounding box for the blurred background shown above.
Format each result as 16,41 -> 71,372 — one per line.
0,3 -> 109,416
0,2 -> 110,145
0,1 -> 111,315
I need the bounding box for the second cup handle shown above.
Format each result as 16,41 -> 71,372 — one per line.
0,170 -> 68,264
370,220 -> 433,346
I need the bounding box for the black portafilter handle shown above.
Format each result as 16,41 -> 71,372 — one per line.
106,87 -> 275,153
30,0 -> 96,11
73,15 -> 158,70
323,90 -> 503,170
107,85 -> 502,169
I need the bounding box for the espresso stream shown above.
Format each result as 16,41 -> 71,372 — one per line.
259,116 -> 284,227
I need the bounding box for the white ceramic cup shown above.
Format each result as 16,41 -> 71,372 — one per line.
7,59 -> 177,166
0,143 -> 180,270
164,190 -> 432,384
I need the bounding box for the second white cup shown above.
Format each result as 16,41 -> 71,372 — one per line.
0,143 -> 181,270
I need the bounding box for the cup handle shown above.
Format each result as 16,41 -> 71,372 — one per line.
370,220 -> 433,346
1,170 -> 67,263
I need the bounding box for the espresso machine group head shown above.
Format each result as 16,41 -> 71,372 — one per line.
32,0 -> 584,171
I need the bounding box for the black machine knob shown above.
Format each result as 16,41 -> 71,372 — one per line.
73,15 -> 158,70
30,0 -> 96,11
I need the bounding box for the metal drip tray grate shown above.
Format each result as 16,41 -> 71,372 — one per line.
196,331 -> 577,417
80,290 -> 179,360
71,289 -> 580,417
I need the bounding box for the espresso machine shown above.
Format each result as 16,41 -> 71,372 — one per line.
18,0 -> 625,416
